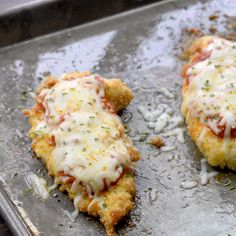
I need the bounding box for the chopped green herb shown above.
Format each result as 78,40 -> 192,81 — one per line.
136,131 -> 149,142
102,126 -> 110,130
127,173 -> 134,177
31,130 -> 44,137
21,94 -> 27,101
46,98 -> 53,102
212,114 -> 220,122
138,134 -> 148,142
102,203 -> 107,208
82,147 -> 86,152
201,80 -> 211,91
22,188 -> 33,196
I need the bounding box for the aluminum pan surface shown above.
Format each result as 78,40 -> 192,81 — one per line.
1,0 -> 236,235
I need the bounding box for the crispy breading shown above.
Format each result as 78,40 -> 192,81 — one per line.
149,137 -> 164,148
105,79 -> 134,113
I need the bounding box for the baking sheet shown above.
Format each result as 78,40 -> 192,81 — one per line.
0,0 -> 158,48
1,0 -> 236,235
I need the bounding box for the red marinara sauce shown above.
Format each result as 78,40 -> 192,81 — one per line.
207,115 -> 236,139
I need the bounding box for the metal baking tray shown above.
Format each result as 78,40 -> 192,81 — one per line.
1,0 -> 236,235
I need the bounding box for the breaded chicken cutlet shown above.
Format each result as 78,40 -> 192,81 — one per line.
24,71 -> 140,236
182,36 -> 236,171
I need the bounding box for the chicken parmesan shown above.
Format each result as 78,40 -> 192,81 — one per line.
24,71 -> 140,236
182,36 -> 236,171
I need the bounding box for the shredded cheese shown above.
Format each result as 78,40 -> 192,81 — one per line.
138,104 -> 184,140
163,128 -> 185,144
159,87 -> 174,99
180,181 -> 198,189
160,145 -> 176,152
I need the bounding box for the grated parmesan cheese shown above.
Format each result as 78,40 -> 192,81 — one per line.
163,128 -> 185,144
159,87 -> 174,99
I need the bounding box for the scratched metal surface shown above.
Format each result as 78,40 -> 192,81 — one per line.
1,0 -> 236,235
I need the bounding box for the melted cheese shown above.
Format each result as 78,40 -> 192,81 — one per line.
40,75 -> 105,127
199,159 -> 218,186
33,74 -> 132,195
26,173 -> 49,199
52,112 -> 130,194
183,37 -> 236,138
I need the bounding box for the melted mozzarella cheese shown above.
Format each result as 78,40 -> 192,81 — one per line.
183,37 -> 236,138
41,75 -> 105,127
52,112 -> 130,194
34,74 -> 132,195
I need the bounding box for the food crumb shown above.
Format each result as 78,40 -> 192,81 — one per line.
149,137 -> 164,148
185,28 -> 202,36
209,26 -> 217,33
209,15 -> 219,21
232,22 -> 236,31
